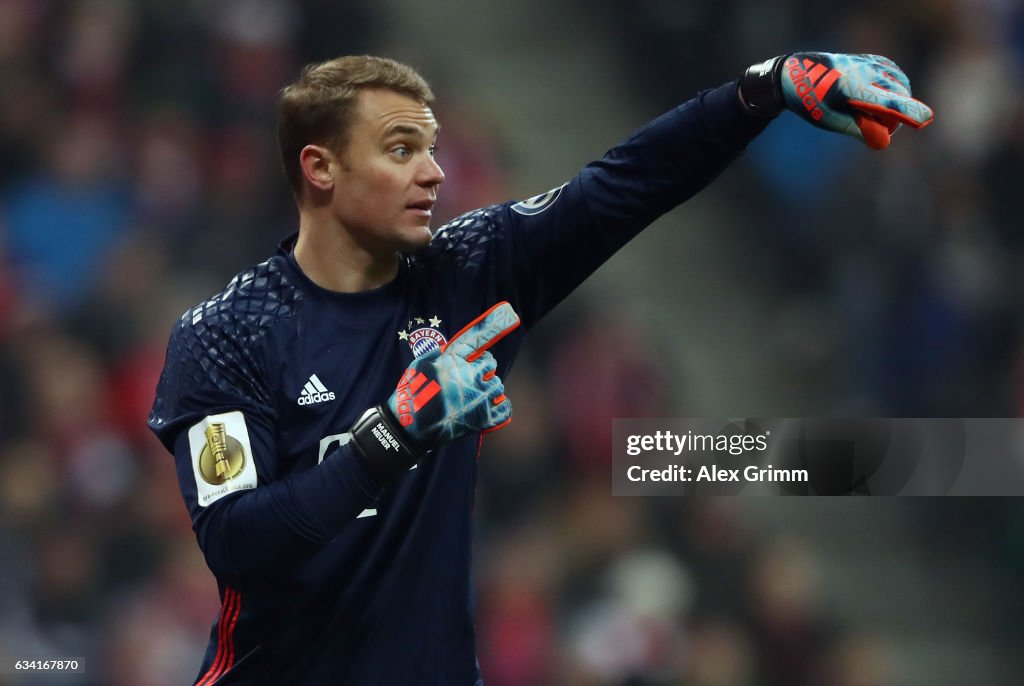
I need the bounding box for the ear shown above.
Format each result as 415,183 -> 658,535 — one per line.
299,144 -> 335,192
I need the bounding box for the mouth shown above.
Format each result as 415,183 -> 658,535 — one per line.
406,199 -> 435,217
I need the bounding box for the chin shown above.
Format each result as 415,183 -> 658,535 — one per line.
398,224 -> 434,251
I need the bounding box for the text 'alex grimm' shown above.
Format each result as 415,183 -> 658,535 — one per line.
626,464 -> 809,483
622,429 -> 809,484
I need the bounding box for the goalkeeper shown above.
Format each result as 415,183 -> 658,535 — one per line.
148,52 -> 932,685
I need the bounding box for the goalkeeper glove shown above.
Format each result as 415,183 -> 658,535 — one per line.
739,52 -> 934,149
349,301 -> 520,480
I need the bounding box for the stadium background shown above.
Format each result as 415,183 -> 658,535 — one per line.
0,0 -> 1023,683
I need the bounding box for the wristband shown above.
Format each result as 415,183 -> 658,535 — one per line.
349,405 -> 421,482
738,55 -> 786,118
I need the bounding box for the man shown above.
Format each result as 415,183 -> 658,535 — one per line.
149,53 -> 932,684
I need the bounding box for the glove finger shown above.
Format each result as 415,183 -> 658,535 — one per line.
848,96 -> 934,129
443,301 -> 521,362
860,54 -> 912,94
854,112 -> 894,150
474,350 -> 499,381
482,417 -> 512,434
481,393 -> 512,433
869,76 -> 910,98
486,380 -> 507,406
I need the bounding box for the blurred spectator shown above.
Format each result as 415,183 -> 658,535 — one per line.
57,0 -> 137,114
550,306 -> 667,474
477,524 -> 560,686
746,537 -> 832,686
683,618 -> 756,686
2,111 -> 131,309
816,631 -> 890,686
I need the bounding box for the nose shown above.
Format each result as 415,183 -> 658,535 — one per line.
419,154 -> 445,188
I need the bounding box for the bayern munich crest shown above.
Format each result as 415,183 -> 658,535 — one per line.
397,315 -> 447,358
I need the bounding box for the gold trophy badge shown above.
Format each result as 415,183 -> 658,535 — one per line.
199,423 -> 246,485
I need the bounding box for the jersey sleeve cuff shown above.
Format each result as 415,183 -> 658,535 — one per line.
701,80 -> 775,149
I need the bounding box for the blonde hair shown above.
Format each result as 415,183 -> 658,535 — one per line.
277,55 -> 434,195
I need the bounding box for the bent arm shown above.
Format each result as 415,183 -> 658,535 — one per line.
172,427 -> 383,584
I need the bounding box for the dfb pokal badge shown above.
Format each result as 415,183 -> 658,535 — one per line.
397,315 -> 447,358
187,410 -> 257,507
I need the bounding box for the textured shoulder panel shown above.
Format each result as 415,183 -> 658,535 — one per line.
151,257 -> 302,425
414,204 -> 508,272
188,257 -> 302,335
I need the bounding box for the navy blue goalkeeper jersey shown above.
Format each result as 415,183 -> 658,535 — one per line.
148,83 -> 769,685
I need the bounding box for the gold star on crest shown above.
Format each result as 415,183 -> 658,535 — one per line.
414,317 -> 425,325
398,330 -> 409,341
429,315 -> 442,327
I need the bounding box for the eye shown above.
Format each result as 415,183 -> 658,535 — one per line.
391,145 -> 411,159
428,145 -> 438,157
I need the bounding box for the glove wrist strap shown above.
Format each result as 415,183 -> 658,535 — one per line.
349,405 -> 422,482
738,55 -> 787,118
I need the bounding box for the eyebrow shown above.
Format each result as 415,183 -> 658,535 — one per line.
383,123 -> 440,138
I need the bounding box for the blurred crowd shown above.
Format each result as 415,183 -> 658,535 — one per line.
0,0 -> 1022,684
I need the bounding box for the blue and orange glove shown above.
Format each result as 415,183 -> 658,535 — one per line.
739,52 -> 934,149
349,302 -> 520,480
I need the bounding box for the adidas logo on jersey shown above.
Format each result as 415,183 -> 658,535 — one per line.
298,374 -> 336,406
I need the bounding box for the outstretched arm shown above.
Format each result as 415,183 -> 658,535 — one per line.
488,52 -> 932,326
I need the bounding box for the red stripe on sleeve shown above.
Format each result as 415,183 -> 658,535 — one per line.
196,588 -> 240,686
224,588 -> 242,675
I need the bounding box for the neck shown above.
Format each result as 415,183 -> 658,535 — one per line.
293,212 -> 399,293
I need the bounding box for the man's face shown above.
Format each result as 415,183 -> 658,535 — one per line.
329,88 -> 444,253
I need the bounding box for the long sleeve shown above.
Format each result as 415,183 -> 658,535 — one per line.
172,427 -> 383,583
148,272 -> 387,586
505,81 -> 772,326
